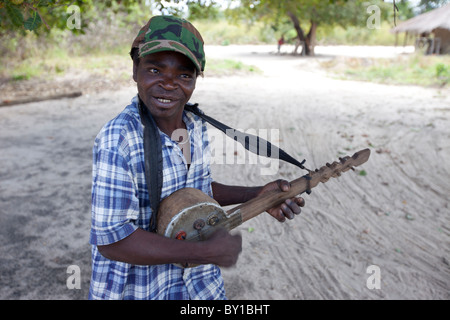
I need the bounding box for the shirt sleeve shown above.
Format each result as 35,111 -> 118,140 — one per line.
90,147 -> 139,246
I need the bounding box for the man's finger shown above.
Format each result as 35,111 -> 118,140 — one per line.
295,196 -> 306,207
274,208 -> 286,222
285,199 -> 301,217
278,179 -> 291,192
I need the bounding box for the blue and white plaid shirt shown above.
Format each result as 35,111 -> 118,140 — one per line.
89,96 -> 226,300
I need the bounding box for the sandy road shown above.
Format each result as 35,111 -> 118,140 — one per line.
0,45 -> 449,299
202,45 -> 450,299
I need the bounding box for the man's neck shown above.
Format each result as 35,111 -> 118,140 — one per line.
154,115 -> 186,139
138,96 -> 186,138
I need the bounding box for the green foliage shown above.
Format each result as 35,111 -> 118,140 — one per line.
205,58 -> 261,76
435,63 -> 449,85
187,1 -> 221,20
2,0 -> 446,35
225,0 -> 397,55
316,21 -> 398,46
192,18 -> 276,44
23,9 -> 41,30
325,54 -> 450,87
1,0 -> 82,34
0,0 -> 155,34
395,0 -> 416,20
227,0 -> 393,28
4,2 -> 24,27
359,170 -> 367,176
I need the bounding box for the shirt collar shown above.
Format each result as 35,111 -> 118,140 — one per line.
131,95 -> 199,146
159,110 -> 197,147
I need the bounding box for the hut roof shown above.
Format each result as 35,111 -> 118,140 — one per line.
391,3 -> 450,34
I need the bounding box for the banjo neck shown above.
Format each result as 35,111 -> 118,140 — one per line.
226,148 -> 371,224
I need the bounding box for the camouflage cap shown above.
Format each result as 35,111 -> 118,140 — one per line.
131,15 -> 206,75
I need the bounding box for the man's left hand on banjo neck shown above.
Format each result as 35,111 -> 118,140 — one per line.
211,180 -> 306,223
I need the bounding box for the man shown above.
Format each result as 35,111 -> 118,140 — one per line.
89,15 -> 305,300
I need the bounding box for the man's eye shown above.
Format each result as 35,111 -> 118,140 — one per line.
148,68 -> 159,74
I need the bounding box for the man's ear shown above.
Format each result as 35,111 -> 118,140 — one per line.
133,61 -> 138,82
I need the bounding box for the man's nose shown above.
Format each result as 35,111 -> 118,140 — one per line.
159,74 -> 178,90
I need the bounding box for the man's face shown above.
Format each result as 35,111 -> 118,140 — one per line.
134,51 -> 197,122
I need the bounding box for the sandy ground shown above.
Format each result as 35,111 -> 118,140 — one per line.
0,45 -> 449,300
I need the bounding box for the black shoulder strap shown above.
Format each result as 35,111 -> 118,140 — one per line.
138,98 -> 162,233
139,100 -> 309,233
184,103 -> 309,171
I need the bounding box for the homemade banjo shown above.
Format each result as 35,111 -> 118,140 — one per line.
157,148 -> 370,267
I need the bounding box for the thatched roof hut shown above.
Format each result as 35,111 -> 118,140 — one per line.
391,4 -> 450,54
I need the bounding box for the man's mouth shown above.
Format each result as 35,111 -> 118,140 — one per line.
154,96 -> 177,104
157,98 -> 172,103
149,95 -> 182,110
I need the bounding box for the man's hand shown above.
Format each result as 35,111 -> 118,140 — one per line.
203,228 -> 242,267
258,179 -> 305,222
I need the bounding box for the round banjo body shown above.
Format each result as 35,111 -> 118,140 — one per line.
157,188 -> 236,242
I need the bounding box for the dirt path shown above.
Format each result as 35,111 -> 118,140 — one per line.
0,45 -> 449,299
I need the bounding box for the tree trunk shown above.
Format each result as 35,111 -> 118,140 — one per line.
306,20 -> 317,56
287,11 -> 318,56
287,11 -> 309,56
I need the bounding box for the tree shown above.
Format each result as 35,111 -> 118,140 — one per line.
0,0 -> 86,34
394,0 -> 415,20
0,0 -> 400,52
227,0 -> 392,56
0,0 -> 223,34
0,0 -> 154,34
